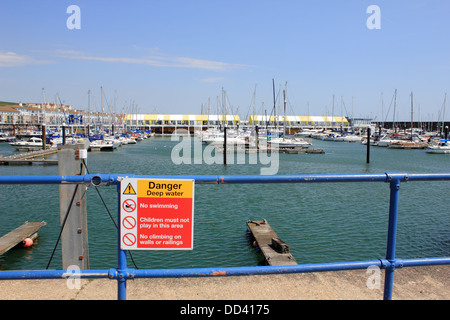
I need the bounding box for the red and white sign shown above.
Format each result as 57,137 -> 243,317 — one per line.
120,178 -> 194,250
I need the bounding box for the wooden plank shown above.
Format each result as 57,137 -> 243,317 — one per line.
0,159 -> 58,165
0,149 -> 58,165
247,220 -> 297,266
0,222 -> 46,255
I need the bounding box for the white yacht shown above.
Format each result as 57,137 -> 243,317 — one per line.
9,137 -> 45,151
426,140 -> 450,154
89,138 -> 120,151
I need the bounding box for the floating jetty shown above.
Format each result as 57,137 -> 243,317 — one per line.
217,145 -> 324,154
0,148 -> 58,165
247,220 -> 297,266
262,146 -> 324,154
0,222 -> 46,255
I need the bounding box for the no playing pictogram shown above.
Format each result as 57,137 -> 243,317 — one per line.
122,216 -> 136,230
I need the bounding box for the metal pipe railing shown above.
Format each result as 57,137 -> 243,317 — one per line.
1,172 -> 449,300
1,257 -> 448,279
2,172 -> 450,186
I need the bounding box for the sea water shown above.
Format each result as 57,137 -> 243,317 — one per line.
0,137 -> 449,270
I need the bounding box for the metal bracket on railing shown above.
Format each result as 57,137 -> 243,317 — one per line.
86,174 -> 120,186
379,259 -> 404,270
107,268 -> 135,280
384,173 -> 409,183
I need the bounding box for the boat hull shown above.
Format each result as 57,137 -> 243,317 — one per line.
426,148 -> 450,154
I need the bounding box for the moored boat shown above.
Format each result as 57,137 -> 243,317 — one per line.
89,139 -> 120,151
426,140 -> 450,154
9,137 -> 45,151
388,137 -> 428,149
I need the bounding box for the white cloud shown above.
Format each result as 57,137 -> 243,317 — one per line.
54,49 -> 245,72
201,77 -> 226,83
0,51 -> 38,67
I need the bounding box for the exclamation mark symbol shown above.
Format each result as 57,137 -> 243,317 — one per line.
123,183 -> 136,195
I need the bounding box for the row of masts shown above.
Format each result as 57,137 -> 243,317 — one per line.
381,89 -> 447,135
38,84 -> 447,135
39,87 -> 140,134
200,80 -> 448,132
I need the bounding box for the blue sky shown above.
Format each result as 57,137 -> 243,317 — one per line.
1,0 -> 449,122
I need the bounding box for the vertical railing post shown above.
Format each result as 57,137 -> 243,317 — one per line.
384,177 -> 401,300
117,183 -> 127,300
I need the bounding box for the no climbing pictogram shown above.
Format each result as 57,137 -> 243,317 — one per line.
122,233 -> 136,247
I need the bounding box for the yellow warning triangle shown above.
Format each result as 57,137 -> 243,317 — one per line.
123,183 -> 136,195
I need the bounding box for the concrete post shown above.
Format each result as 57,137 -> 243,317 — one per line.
58,139 -> 90,270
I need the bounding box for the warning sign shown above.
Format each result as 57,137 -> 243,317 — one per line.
119,178 -> 194,250
123,183 -> 136,195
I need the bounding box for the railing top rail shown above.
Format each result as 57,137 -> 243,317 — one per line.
1,172 -> 450,186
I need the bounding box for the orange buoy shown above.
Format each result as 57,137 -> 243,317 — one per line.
22,238 -> 33,247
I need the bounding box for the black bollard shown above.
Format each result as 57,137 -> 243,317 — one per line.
62,125 -> 66,145
42,124 -> 46,150
223,125 -> 227,165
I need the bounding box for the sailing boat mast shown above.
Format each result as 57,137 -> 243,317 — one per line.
272,79 -> 276,129
87,90 -> 91,135
42,88 -> 46,125
283,81 -> 289,138
222,87 -> 226,128
283,89 -> 286,139
381,92 -> 384,130
113,90 -> 117,135
410,91 -> 413,138
252,84 -> 257,129
443,93 -> 447,133
207,97 -> 210,128
100,86 -> 104,133
393,89 -> 397,133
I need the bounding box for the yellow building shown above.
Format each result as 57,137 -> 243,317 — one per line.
122,113 -> 349,134
124,114 -> 240,126
249,115 -> 349,127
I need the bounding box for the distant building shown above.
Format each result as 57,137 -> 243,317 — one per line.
123,114 -> 240,134
0,103 -> 366,135
123,113 -> 351,135
249,115 -> 349,128
348,118 -> 374,131
0,103 -> 122,127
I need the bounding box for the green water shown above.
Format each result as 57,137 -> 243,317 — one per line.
0,137 -> 449,270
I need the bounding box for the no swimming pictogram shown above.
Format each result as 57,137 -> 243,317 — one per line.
122,199 -> 136,213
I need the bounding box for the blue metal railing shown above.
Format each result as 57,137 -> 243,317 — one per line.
0,172 -> 449,300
